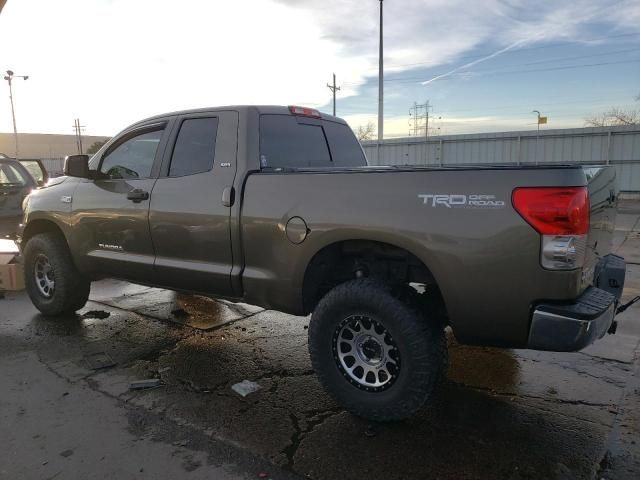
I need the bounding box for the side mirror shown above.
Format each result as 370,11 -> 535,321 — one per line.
63,155 -> 90,178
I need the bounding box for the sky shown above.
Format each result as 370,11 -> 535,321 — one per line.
0,0 -> 639,138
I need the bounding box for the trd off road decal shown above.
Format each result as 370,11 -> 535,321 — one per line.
418,194 -> 506,208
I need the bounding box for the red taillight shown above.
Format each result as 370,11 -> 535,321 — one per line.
512,187 -> 590,235
288,105 -> 321,118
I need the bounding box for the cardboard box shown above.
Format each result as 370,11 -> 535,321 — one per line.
0,263 -> 25,291
0,245 -> 25,291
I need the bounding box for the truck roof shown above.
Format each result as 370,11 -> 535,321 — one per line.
129,105 -> 347,130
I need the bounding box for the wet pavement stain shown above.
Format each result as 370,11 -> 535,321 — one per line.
448,339 -> 522,392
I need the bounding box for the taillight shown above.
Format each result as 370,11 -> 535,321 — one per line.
512,187 -> 589,235
512,187 -> 589,270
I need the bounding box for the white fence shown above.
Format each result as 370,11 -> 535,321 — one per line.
362,125 -> 640,191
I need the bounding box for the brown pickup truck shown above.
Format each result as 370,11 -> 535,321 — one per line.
18,106 -> 627,420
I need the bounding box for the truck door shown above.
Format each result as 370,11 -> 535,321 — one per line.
149,110 -> 238,295
71,121 -> 170,281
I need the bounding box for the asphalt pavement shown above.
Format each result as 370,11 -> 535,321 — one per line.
1,205 -> 639,480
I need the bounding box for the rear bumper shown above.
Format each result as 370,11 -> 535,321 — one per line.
527,255 -> 625,352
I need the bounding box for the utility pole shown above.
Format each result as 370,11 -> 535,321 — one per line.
377,0 -> 384,146
326,73 -> 340,116
409,101 -> 441,164
72,118 -> 86,154
3,70 -> 29,159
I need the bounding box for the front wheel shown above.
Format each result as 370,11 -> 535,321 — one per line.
308,278 -> 446,422
24,232 -> 91,316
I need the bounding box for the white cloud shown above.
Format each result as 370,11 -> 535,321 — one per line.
0,0 -> 370,134
1,0 -> 638,136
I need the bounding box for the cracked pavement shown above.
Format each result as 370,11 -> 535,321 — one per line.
2,203 -> 640,479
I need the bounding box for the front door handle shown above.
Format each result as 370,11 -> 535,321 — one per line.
127,189 -> 149,203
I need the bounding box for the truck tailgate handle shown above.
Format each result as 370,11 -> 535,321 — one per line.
127,188 -> 149,202
222,187 -> 235,207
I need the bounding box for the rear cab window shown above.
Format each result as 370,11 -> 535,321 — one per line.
259,114 -> 366,169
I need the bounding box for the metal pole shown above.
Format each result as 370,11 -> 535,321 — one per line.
332,73 -> 336,116
425,100 -> 430,163
4,70 -> 28,159
74,119 -> 79,154
7,76 -> 19,159
78,119 -> 83,154
377,0 -> 384,143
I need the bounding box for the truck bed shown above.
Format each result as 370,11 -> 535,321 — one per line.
240,164 -> 617,347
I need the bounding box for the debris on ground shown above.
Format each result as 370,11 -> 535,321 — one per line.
129,379 -> 162,390
84,352 -> 116,370
231,380 -> 261,397
364,424 -> 377,437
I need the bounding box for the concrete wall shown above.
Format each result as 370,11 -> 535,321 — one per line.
362,125 -> 640,191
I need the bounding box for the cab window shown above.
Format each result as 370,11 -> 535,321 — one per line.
168,117 -> 219,177
100,129 -> 163,179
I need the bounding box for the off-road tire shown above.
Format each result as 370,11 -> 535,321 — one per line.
308,278 -> 445,421
24,232 -> 90,316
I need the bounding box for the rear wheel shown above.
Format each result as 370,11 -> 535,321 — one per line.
24,232 -> 90,316
308,278 -> 445,421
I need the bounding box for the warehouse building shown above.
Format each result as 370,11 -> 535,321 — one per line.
0,132 -> 109,176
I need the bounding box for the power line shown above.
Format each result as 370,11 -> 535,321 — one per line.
382,58 -> 640,84
340,33 -> 640,87
334,94 -> 638,117
365,32 -> 640,74
488,47 -> 639,69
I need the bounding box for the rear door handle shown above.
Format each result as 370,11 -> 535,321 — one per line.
127,189 -> 149,203
222,186 -> 235,207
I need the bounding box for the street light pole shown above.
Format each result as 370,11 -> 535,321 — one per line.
3,70 -> 29,159
532,110 -> 541,165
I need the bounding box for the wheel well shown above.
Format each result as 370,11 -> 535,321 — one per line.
302,240 -> 444,315
21,220 -> 66,247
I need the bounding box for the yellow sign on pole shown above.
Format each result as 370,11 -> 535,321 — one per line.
538,116 -> 548,125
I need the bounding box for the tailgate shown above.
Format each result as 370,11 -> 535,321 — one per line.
583,166 -> 618,289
